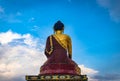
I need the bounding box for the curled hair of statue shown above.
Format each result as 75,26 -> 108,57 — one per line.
53,20 -> 64,31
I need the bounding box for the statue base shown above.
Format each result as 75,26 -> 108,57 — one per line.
25,74 -> 88,81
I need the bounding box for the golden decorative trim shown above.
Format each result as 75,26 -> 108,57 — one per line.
45,35 -> 53,55
26,76 -> 29,80
31,76 -> 38,80
25,75 -> 88,81
75,66 -> 81,75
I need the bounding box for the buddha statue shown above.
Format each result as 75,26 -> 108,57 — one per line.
40,21 -> 81,75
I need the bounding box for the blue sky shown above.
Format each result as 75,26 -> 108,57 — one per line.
0,0 -> 120,81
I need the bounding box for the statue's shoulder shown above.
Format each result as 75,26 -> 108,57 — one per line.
46,35 -> 53,39
48,34 -> 53,37
63,34 -> 71,39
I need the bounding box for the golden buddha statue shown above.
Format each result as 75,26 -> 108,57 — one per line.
40,21 -> 81,75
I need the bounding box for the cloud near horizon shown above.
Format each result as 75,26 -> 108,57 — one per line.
0,30 -> 99,81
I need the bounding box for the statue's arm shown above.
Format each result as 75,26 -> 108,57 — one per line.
67,36 -> 72,59
44,36 -> 51,58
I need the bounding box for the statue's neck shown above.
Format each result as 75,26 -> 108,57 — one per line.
55,30 -> 63,34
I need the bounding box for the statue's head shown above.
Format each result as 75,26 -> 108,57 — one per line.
53,20 -> 64,31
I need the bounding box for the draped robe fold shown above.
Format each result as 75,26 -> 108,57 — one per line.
40,35 -> 80,75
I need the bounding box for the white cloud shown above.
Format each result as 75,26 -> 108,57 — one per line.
79,65 -> 98,75
0,30 -> 39,47
97,0 -> 120,22
0,30 -> 46,81
28,17 -> 35,22
0,30 -> 22,44
0,45 -> 46,77
79,65 -> 99,81
31,25 -> 40,31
